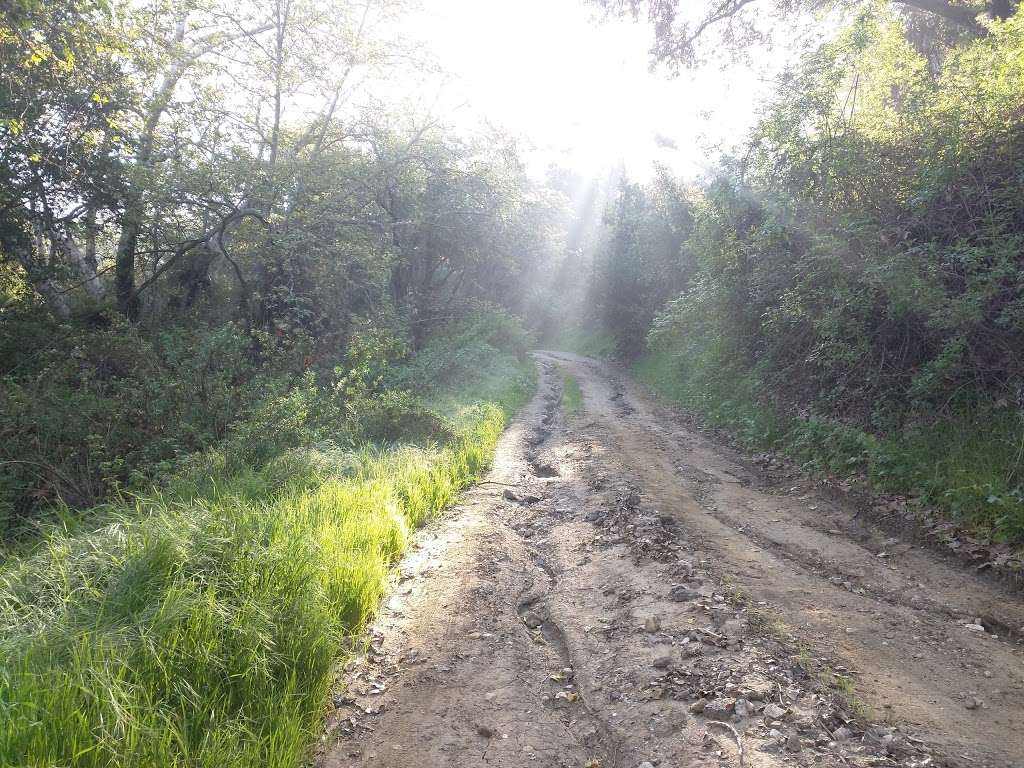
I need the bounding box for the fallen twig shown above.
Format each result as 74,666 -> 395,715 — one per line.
706,720 -> 745,768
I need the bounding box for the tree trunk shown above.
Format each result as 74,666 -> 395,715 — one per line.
54,233 -> 105,302
990,0 -> 1014,20
897,0 -> 986,29
3,232 -> 71,319
115,206 -> 141,319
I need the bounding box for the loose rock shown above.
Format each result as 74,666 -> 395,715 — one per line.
521,612 -> 544,629
668,585 -> 699,602
734,698 -> 753,718
652,653 -> 673,669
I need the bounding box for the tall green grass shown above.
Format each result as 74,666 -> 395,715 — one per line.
0,362 -> 534,766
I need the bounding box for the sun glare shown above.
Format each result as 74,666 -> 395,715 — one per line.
397,0 -> 783,182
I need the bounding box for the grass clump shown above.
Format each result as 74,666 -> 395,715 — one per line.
0,344 -> 534,767
562,374 -> 583,417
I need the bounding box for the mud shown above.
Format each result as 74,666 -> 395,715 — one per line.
318,352 -> 1024,768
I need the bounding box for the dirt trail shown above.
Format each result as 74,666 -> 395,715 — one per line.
319,352 -> 1024,768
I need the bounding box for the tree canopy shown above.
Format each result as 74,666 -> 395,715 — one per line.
593,0 -> 1018,68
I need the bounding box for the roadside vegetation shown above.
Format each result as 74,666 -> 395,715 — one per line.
0,330 -> 533,767
546,8 -> 1024,545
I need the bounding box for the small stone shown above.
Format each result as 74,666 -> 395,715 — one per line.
744,680 -> 773,701
652,653 -> 673,669
476,724 -> 495,738
786,734 -> 803,752
964,623 -> 986,633
763,703 -> 787,720
734,698 -> 753,718
522,612 -> 544,629
833,726 -> 853,741
522,494 -> 542,504
502,488 -> 519,501
669,585 -> 699,602
720,619 -> 745,638
965,697 -> 982,710
689,699 -> 707,714
638,763 -> 655,768
703,697 -> 735,717
644,616 -> 662,633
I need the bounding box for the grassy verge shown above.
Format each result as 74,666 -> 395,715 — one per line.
562,374 -> 583,417
0,352 -> 535,766
635,347 -> 1024,546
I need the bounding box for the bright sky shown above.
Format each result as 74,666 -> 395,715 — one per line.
398,0 -> 795,181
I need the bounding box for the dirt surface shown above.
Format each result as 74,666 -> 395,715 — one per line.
318,352 -> 1024,768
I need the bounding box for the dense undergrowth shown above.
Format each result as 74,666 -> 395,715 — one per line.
550,9 -> 1024,545
0,317 -> 535,767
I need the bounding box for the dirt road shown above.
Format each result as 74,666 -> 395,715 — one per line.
319,352 -> 1024,768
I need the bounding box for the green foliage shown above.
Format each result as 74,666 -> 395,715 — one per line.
0,336 -> 534,768
589,172 -> 694,357
388,306 -> 536,408
602,9 -> 1024,544
0,316 -> 273,533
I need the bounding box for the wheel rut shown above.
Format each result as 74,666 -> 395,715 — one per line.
319,352 -> 1024,768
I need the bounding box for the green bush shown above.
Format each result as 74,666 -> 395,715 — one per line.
0,318 -> 276,535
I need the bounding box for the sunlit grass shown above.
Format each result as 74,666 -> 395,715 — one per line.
0,364 -> 534,767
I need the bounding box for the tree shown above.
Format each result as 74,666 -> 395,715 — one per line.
590,171 -> 695,356
0,0 -> 130,317
592,0 -> 1018,69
